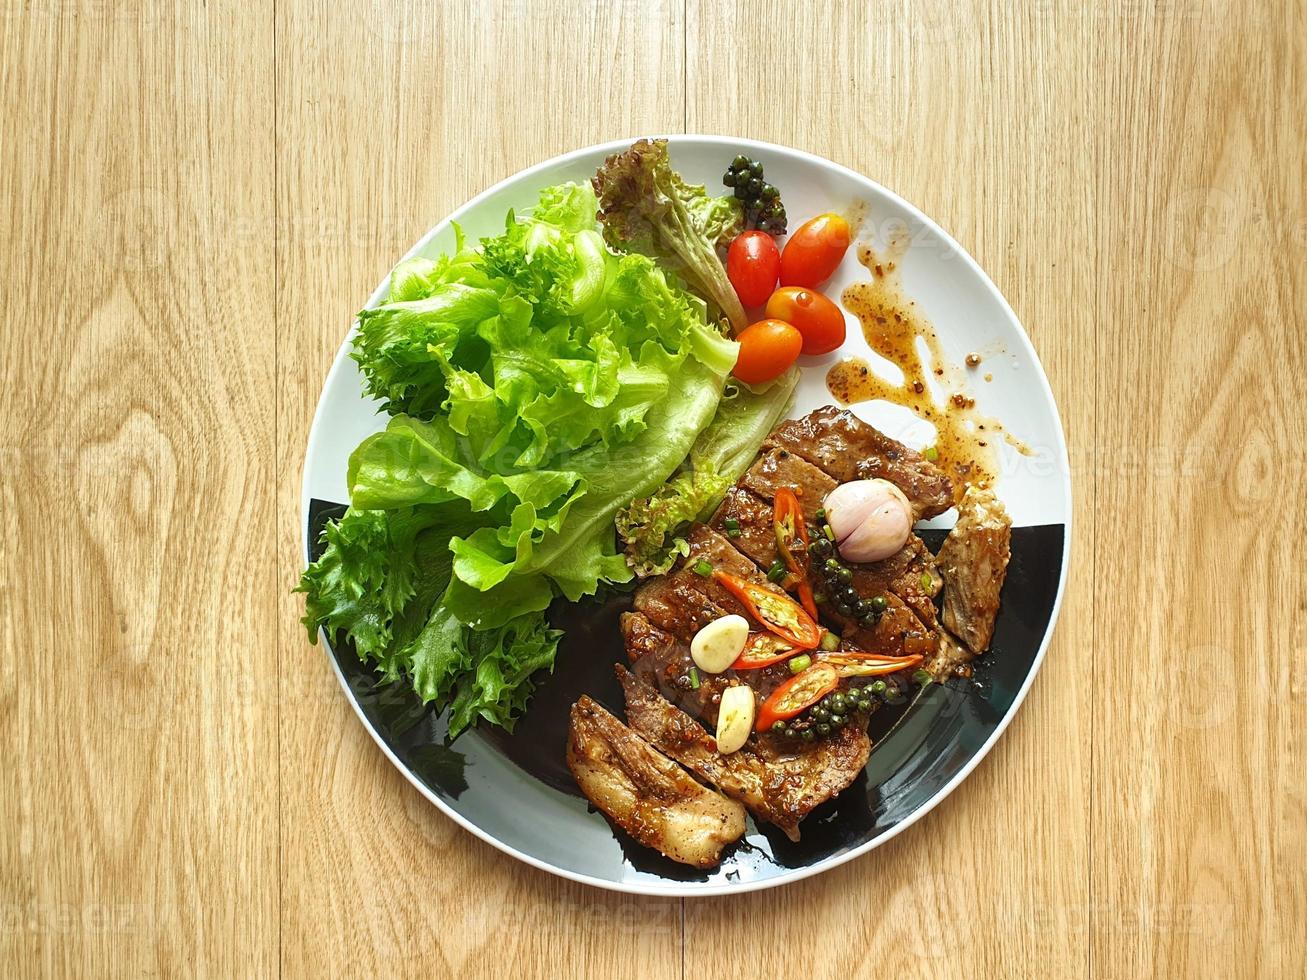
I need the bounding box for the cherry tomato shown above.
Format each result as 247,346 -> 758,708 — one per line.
755,664 -> 840,731
731,319 -> 802,385
780,213 -> 851,287
764,286 -> 847,355
726,231 -> 781,308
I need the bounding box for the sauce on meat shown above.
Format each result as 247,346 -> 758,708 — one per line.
826,243 -> 1030,503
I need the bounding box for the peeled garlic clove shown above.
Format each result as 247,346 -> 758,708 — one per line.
691,614 -> 750,674
824,479 -> 913,563
715,685 -> 756,754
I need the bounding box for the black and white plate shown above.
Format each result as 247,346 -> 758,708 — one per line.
301,137 -> 1071,895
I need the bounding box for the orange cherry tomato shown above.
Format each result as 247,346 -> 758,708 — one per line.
764,286 -> 847,355
732,318 -> 802,385
726,231 -> 781,308
780,213 -> 851,287
755,664 -> 840,731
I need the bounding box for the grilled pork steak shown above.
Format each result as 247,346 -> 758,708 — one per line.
763,405 -> 954,519
567,696 -> 746,868
936,486 -> 1012,654
617,666 -> 869,842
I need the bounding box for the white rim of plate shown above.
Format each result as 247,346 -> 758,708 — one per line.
300,135 -> 1073,897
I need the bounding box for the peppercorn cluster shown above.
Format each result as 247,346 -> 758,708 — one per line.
723,155 -> 787,235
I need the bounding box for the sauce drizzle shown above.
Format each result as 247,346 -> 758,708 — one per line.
827,244 -> 1030,504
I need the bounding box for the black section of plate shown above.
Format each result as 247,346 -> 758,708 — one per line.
306,498 -> 1063,879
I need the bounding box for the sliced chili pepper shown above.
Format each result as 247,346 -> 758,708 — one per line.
732,631 -> 797,670
713,570 -> 823,649
816,651 -> 924,678
773,487 -> 818,618
755,663 -> 840,731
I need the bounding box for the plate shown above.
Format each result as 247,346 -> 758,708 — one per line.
301,136 -> 1071,895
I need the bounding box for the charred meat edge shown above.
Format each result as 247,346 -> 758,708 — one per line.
935,485 -> 1012,655
567,696 -> 746,869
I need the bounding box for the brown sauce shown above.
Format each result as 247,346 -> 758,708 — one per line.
827,244 -> 1030,503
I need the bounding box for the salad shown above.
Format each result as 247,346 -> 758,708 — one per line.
299,139 -> 855,739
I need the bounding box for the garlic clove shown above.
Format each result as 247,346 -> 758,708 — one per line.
715,685 -> 756,754
690,614 -> 750,674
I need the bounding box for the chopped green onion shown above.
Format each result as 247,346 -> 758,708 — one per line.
727,528 -> 742,539
822,524 -> 835,541
723,517 -> 741,532
920,572 -> 933,591
820,631 -> 840,652
913,668 -> 933,686
692,559 -> 713,577
688,667 -> 701,690
766,560 -> 787,582
788,653 -> 813,674
815,508 -> 826,520
923,446 -> 939,462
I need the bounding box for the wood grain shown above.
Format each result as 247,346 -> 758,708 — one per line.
2,0 -> 1303,977
272,2 -> 685,978
0,1 -> 279,977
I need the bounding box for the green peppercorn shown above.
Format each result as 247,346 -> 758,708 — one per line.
771,720 -> 786,733
812,706 -> 830,722
830,712 -> 846,728
840,586 -> 859,605
824,558 -> 842,575
836,566 -> 853,585
870,595 -> 889,613
816,723 -> 831,736
870,679 -> 888,694
857,698 -> 872,712
801,729 -> 815,743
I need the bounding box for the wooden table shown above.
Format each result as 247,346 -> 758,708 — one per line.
3,2 -> 1303,976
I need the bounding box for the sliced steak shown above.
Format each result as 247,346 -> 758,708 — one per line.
622,611 -> 729,725
634,524 -> 788,641
739,448 -> 837,520
708,486 -> 779,570
567,696 -> 746,868
936,486 -> 1011,653
847,535 -> 943,628
618,666 -> 869,842
763,405 -> 953,519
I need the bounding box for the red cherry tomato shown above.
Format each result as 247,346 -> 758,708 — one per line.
764,286 -> 847,355
780,213 -> 851,287
732,319 -> 802,385
726,231 -> 781,308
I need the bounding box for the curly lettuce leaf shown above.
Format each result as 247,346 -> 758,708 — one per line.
592,138 -> 746,333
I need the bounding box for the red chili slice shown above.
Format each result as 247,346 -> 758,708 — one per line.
773,487 -> 817,618
732,632 -> 797,670
755,663 -> 840,731
817,651 -> 924,678
713,570 -> 823,649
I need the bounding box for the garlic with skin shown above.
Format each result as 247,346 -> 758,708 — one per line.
823,479 -> 913,563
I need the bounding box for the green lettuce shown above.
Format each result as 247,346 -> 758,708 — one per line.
301,180 -> 741,737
